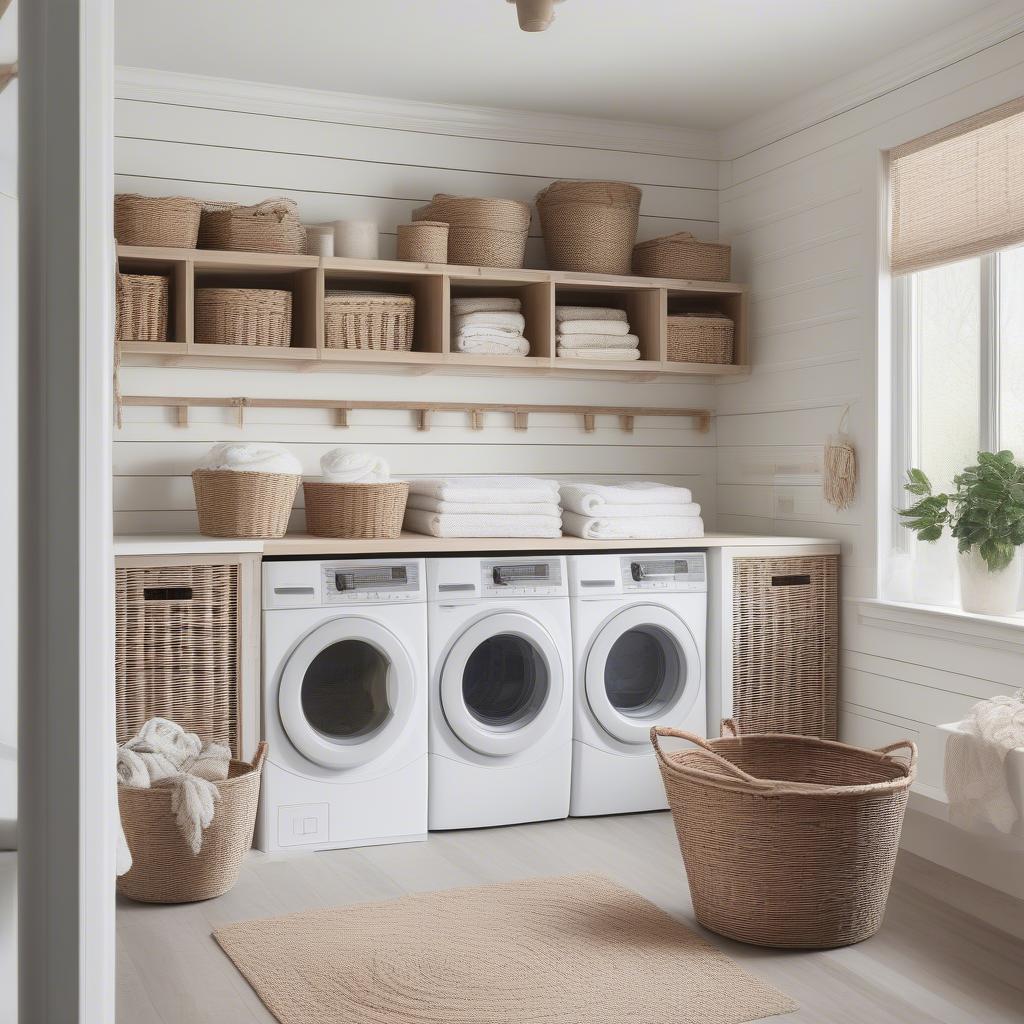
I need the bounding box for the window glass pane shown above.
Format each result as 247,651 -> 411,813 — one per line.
999,245 -> 1024,457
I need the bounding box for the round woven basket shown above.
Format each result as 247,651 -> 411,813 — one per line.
304,481 -> 409,538
412,194 -> 530,269
324,291 -> 415,351
652,721 -> 916,949
666,313 -> 734,364
114,194 -> 202,248
633,232 -> 732,281
116,273 -> 169,342
192,470 -> 300,538
396,220 -> 449,263
198,198 -> 306,254
117,743 -> 267,904
195,288 -> 292,347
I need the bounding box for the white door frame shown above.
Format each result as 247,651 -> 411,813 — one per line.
18,1 -> 116,1020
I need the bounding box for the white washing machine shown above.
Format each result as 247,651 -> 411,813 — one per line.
568,551 -> 707,817
258,557 -> 428,853
426,556 -> 573,830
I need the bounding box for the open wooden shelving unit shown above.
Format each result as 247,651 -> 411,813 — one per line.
117,245 -> 749,380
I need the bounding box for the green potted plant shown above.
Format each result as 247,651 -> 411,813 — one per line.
899,450 -> 1024,616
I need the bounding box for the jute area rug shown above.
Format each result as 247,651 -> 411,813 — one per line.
214,873 -> 797,1024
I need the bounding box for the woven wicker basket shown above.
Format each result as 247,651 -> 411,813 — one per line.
653,721 -> 916,949
304,481 -> 409,539
396,220 -> 449,263
116,273 -> 169,342
192,469 -> 300,538
666,313 -> 734,364
114,194 -> 202,248
412,194 -> 530,269
324,291 -> 415,351
633,232 -> 732,282
118,743 -> 267,904
198,198 -> 306,254
195,288 -> 292,347
535,180 -> 642,275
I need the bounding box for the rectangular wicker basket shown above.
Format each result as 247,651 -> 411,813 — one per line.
667,313 -> 734,364
633,231 -> 731,281
117,273 -> 169,342
324,291 -> 415,351
195,288 -> 292,347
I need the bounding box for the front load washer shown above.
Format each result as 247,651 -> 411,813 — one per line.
568,551 -> 707,817
426,556 -> 572,830
258,557 -> 427,853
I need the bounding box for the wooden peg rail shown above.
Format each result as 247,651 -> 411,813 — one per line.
120,396 -> 713,434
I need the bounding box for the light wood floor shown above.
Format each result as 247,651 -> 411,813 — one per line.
117,812 -> 1024,1024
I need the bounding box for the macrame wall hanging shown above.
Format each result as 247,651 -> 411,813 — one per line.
824,405 -> 857,510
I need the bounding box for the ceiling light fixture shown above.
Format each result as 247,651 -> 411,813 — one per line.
506,0 -> 566,33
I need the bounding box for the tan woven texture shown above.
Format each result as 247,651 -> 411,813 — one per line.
118,743 -> 266,904
303,481 -> 409,538
114,194 -> 202,248
214,873 -> 797,1024
198,198 -> 306,254
192,469 -> 300,538
324,291 -> 415,351
667,314 -> 734,364
732,554 -> 839,739
634,232 -> 732,281
413,194 -> 530,268
115,563 -> 241,756
195,288 -> 292,347
536,180 -> 642,275
116,273 -> 169,342
396,220 -> 449,263
653,724 -> 916,949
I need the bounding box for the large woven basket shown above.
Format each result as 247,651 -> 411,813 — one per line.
116,273 -> 169,342
412,194 -> 530,269
198,198 -> 306,254
118,742 -> 267,904
195,288 -> 292,347
304,481 -> 409,539
114,194 -> 202,248
397,220 -> 449,263
633,232 -> 732,281
652,721 -> 916,949
324,291 -> 415,351
192,469 -> 300,538
666,313 -> 734,364
535,180 -> 641,275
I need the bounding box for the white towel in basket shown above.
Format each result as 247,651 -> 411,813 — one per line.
199,442 -> 301,476
320,449 -> 390,484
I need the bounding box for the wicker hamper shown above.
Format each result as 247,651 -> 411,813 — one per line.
666,313 -> 733,365
633,232 -> 732,281
195,288 -> 292,348
412,194 -> 530,269
116,273 -> 169,342
324,291 -> 415,351
397,220 -> 449,263
118,742 -> 267,903
652,722 -> 916,948
198,198 -> 306,254
192,469 -> 300,539
303,481 -> 409,539
114,194 -> 202,248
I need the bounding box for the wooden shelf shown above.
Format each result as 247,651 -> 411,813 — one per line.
117,245 -> 750,380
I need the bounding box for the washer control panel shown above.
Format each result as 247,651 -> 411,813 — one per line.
620,552 -> 706,593
481,557 -> 565,597
263,558 -> 426,609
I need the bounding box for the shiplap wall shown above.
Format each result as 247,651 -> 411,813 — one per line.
114,70 -> 720,535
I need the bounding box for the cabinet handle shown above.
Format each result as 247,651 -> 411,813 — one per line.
771,574 -> 811,587
143,586 -> 193,601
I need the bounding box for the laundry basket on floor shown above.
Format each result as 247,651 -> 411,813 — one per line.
652,722 -> 915,949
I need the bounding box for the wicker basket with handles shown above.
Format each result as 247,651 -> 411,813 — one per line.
116,273 -> 169,342
633,232 -> 732,282
198,198 -> 306,254
195,288 -> 292,348
652,720 -> 915,949
324,291 -> 415,351
412,194 -> 530,269
192,469 -> 300,538
114,194 -> 202,248
118,742 -> 267,904
666,313 -> 733,364
303,481 -> 409,539
397,220 -> 449,263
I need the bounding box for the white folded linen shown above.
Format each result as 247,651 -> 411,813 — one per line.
557,320 -> 631,336
557,347 -> 641,361
452,311 -> 526,333
407,476 -> 559,505
559,480 -> 694,512
555,305 -> 628,323
456,336 -> 531,356
561,510 -> 705,540
199,442 -> 301,476
451,296 -> 522,316
404,508 -> 562,538
456,324 -> 525,339
320,448 -> 390,483
407,494 -> 561,516
556,333 -> 640,350
561,499 -> 701,519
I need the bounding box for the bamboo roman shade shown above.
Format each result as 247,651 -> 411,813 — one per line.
888,97 -> 1024,275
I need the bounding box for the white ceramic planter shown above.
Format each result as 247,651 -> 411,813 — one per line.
957,547 -> 1023,616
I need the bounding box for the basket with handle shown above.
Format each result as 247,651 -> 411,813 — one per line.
198,198 -> 306,254
651,720 -> 916,949
114,194 -> 202,248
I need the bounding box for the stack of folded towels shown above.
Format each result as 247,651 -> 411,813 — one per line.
404,476 -> 561,537
451,296 -> 530,357
560,481 -> 704,539
556,305 -> 640,362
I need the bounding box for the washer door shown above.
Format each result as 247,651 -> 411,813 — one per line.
585,604 -> 701,745
440,612 -> 564,757
278,616 -> 416,769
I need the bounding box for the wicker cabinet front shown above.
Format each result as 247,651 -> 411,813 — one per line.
115,563 -> 241,756
732,554 -> 839,739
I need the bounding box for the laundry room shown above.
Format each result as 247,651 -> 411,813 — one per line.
7,1 -> 1024,1022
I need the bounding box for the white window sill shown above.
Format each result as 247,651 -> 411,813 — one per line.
856,598 -> 1024,650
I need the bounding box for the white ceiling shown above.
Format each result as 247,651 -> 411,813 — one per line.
115,0 -> 995,129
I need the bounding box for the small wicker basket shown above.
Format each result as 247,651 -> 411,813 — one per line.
117,743 -> 267,904
304,481 -> 409,539
195,288 -> 292,347
397,220 -> 449,263
633,232 -> 732,282
116,273 -> 169,342
412,194 -> 530,269
198,198 -> 306,254
114,194 -> 203,248
666,313 -> 734,364
324,291 -> 415,351
192,469 -> 300,538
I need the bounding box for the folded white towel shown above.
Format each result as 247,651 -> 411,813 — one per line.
559,481 -> 694,512
558,320 -> 631,336
561,498 -> 701,519
405,508 -> 561,538
561,510 -> 705,540
456,324 -> 526,339
556,333 -> 640,350
407,495 -> 561,516
453,311 -> 526,333
451,296 -> 522,316
199,442 -> 301,476
456,336 -> 531,356
407,476 -> 559,505
555,306 -> 628,323
557,348 -> 641,361
320,448 -> 390,484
